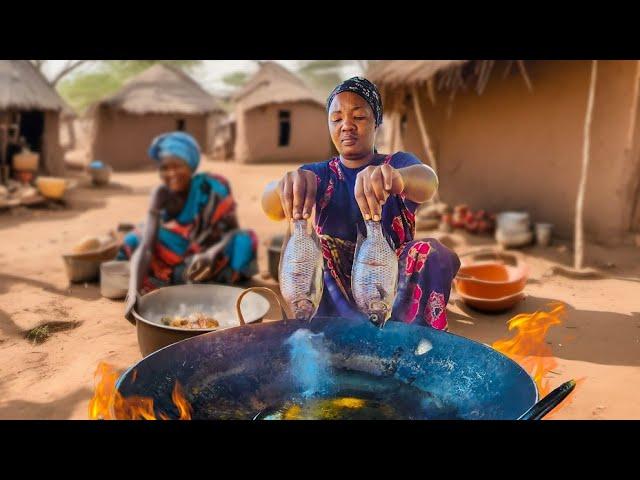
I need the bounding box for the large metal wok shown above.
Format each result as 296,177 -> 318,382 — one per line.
117,310 -> 574,420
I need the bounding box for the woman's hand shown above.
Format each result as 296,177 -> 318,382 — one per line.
277,169 -> 317,220
184,252 -> 211,282
354,164 -> 405,221
185,230 -> 238,282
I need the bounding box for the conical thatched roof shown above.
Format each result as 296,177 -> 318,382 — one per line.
366,60 -> 469,87
233,61 -> 324,111
97,64 -> 224,115
0,60 -> 69,111
367,60 -> 532,98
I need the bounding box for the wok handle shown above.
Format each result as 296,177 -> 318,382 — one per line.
236,287 -> 289,326
519,380 -> 576,420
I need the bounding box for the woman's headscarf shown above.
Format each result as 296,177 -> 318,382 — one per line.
326,77 -> 383,127
148,131 -> 201,171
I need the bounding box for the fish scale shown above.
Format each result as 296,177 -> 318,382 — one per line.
351,220 -> 398,327
279,219 -> 324,320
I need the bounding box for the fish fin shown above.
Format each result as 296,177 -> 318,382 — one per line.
354,223 -> 365,258
351,228 -> 365,299
310,222 -> 322,250
310,226 -> 325,317
278,220 -> 292,281
382,226 -> 396,252
375,284 -> 388,299
356,219 -> 367,240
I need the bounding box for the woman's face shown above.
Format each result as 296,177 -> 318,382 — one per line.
328,91 -> 377,160
159,156 -> 192,193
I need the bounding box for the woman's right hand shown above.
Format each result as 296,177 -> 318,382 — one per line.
277,169 -> 317,220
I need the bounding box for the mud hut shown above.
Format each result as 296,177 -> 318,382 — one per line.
368,60 -> 640,245
0,60 -> 67,178
89,64 -> 225,171
211,114 -> 236,162
233,62 -> 333,164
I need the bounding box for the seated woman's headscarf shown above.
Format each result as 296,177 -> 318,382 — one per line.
326,77 -> 384,127
148,131 -> 201,171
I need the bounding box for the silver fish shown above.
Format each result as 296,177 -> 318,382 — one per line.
351,220 -> 398,328
279,219 -> 324,321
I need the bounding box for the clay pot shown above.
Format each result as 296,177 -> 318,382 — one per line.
455,262 -> 528,300
14,170 -> 34,184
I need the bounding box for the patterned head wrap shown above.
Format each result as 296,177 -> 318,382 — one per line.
326,76 -> 383,127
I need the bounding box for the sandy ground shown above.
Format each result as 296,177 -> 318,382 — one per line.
0,157 -> 639,420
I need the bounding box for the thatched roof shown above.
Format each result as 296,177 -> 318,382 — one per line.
367,60 -> 531,98
0,60 -> 69,111
367,60 -> 469,87
97,64 -> 224,115
233,61 -> 324,111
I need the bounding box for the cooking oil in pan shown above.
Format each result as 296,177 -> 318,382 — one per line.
254,369 -> 459,420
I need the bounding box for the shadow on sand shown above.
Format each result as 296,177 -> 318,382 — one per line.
448,294 -> 640,367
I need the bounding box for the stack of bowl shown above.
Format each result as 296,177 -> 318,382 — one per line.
495,212 -> 533,248
454,252 -> 528,312
12,150 -> 39,184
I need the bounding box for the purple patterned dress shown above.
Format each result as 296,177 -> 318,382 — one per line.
300,152 -> 460,330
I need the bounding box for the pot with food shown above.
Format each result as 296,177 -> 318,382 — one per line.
131,284 -> 271,357
161,312 -> 220,329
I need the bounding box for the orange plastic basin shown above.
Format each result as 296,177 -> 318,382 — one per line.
454,262 -> 527,300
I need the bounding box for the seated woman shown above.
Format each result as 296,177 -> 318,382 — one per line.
262,77 -> 460,330
122,131 -> 257,321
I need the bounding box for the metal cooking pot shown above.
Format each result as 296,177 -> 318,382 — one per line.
131,284 -> 275,357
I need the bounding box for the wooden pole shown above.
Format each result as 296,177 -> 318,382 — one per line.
412,86 -> 439,174
574,60 -> 598,270
412,86 -> 440,203
625,60 -> 640,230
391,89 -> 405,153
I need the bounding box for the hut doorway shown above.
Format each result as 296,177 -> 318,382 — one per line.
19,110 -> 44,152
278,110 -> 291,147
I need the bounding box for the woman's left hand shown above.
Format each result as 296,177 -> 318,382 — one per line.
185,230 -> 238,282
354,164 -> 405,221
185,252 -> 210,281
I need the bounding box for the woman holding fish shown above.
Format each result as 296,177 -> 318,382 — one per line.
121,131 -> 258,321
263,77 -> 460,329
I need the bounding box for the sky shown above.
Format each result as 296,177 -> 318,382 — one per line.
42,60 -> 363,93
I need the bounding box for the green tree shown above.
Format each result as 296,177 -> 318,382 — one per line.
31,60 -> 92,87
296,60 -> 345,96
221,71 -> 249,88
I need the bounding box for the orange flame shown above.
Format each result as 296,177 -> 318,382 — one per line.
88,362 -> 192,420
171,381 -> 193,420
492,302 -> 565,397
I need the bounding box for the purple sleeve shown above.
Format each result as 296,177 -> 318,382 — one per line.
390,151 -> 424,170
391,152 -> 424,213
300,161 -> 329,203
